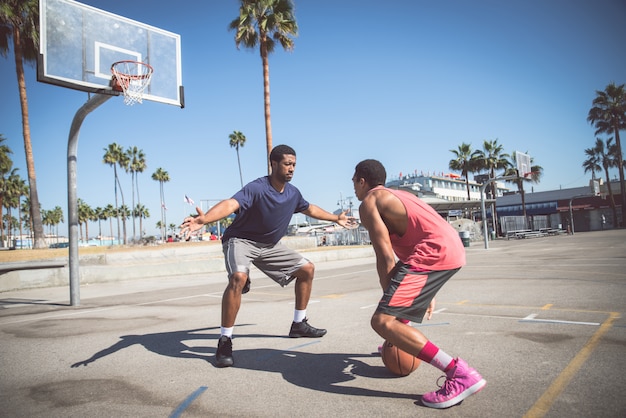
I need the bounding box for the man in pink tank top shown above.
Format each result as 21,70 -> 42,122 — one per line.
353,159 -> 486,409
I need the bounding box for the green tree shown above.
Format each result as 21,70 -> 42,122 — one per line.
449,142 -> 479,201
583,138 -> 618,226
473,139 -> 510,236
229,130 -> 247,188
229,0 -> 298,174
77,198 -> 94,243
0,134 -> 14,245
50,205 -> 63,245
0,0 -> 46,248
152,167 -> 170,241
587,82 -> 626,224
126,146 -> 146,241
134,204 -> 149,239
103,204 -> 115,244
2,168 -> 24,243
103,143 -> 128,244
118,204 -> 130,244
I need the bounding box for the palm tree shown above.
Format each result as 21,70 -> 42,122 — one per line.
229,131 -> 247,187
587,82 -> 626,225
0,135 -> 14,246
449,142 -> 479,201
583,138 -> 618,226
126,146 -> 146,242
50,205 -> 63,245
103,143 -> 128,244
2,168 -> 23,243
134,204 -> 149,239
77,198 -> 94,243
104,204 -> 115,245
504,152 -> 543,226
229,0 -> 298,174
152,167 -> 170,242
118,204 -> 130,244
473,139 -> 510,236
0,0 -> 46,248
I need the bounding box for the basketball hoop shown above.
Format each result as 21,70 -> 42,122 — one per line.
111,60 -> 154,105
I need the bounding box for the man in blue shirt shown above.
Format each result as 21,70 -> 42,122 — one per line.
181,145 -> 354,367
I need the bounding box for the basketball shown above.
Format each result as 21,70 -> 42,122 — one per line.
380,340 -> 420,376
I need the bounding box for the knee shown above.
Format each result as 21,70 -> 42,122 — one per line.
228,272 -> 248,292
296,262 -> 315,281
371,313 -> 392,335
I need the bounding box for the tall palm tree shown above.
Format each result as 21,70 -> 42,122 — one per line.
77,198 -> 94,243
2,168 -> 22,243
50,205 -> 63,245
473,139 -> 510,236
229,0 -> 298,174
504,151 -> 543,225
229,130 -> 247,187
587,82 -> 626,225
449,142 -> 479,201
134,204 -> 149,239
118,204 -> 130,244
126,146 -> 146,241
0,0 -> 46,248
104,204 -> 115,245
583,138 -> 618,226
152,167 -> 170,242
103,143 -> 128,244
0,135 -> 14,246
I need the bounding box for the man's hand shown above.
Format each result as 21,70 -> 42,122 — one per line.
426,298 -> 436,320
180,207 -> 205,239
336,210 -> 358,229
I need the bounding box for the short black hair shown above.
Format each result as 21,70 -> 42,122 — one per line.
270,144 -> 296,163
354,159 -> 386,186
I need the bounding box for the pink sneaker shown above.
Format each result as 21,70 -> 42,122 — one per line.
421,358 -> 486,409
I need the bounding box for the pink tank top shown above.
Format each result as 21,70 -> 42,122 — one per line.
373,187 -> 466,271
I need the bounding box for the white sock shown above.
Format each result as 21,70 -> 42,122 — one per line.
294,309 -> 306,323
221,326 -> 233,338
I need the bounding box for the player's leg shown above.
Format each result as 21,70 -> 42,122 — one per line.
216,238 -> 258,367
254,243 -> 326,338
374,265 -> 485,408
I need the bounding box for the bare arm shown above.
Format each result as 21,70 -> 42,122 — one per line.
180,198 -> 240,237
301,204 -> 357,228
358,194 -> 397,290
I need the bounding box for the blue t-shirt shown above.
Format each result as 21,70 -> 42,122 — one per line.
222,176 -> 310,244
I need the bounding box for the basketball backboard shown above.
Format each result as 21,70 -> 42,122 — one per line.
38,0 -> 184,107
515,151 -> 531,177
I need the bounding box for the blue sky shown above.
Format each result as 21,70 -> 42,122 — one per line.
1,0 -> 625,238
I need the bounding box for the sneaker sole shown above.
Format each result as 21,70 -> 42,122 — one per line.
422,379 -> 486,409
288,330 -> 327,338
216,357 -> 234,368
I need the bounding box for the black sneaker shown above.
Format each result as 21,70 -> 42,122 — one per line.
288,318 -> 327,338
242,278 -> 251,294
215,336 -> 234,367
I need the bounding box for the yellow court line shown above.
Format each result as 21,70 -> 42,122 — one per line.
522,311 -> 621,418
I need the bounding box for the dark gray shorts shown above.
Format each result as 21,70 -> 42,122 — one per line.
222,237 -> 310,287
376,262 -> 460,323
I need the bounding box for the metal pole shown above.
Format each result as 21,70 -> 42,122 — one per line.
480,182 -> 489,249
68,93 -> 112,306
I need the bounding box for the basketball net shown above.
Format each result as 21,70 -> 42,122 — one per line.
111,61 -> 154,106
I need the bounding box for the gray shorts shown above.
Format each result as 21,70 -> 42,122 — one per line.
222,237 -> 310,287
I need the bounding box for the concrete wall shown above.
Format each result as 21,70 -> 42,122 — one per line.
0,237 -> 374,292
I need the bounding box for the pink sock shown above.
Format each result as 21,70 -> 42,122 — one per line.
418,341 -> 456,372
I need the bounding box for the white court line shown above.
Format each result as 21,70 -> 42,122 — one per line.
521,313 -> 599,326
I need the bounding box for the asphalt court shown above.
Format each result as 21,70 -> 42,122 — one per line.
0,230 -> 624,417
